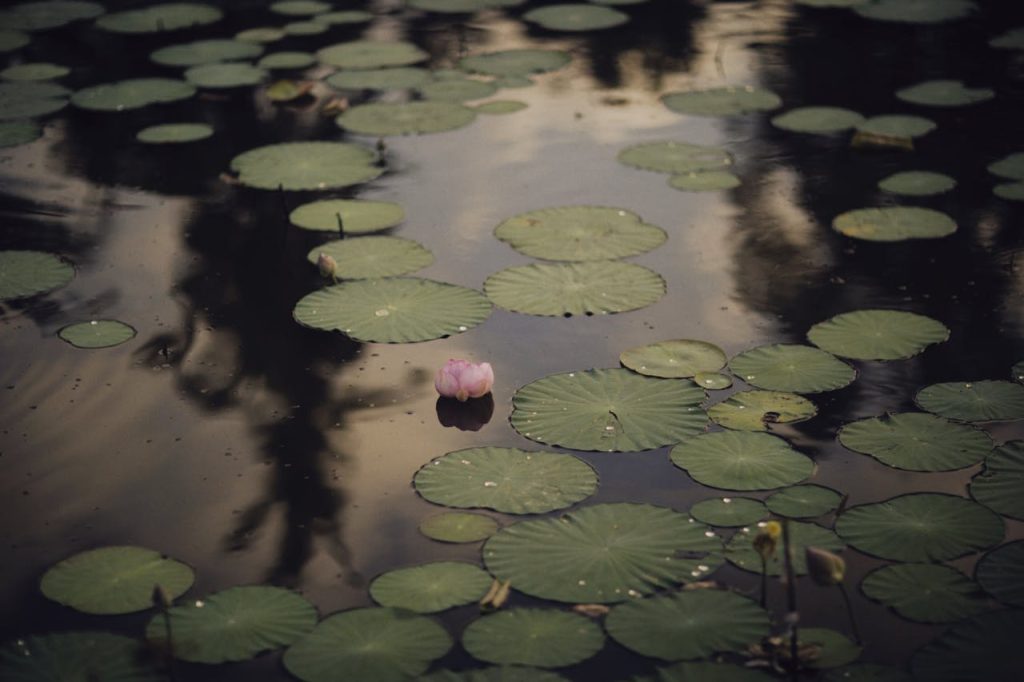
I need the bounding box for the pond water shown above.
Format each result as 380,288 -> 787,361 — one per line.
2,0 -> 1024,680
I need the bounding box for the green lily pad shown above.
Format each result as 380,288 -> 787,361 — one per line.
994,182 -> 1024,201
970,440 -> 1024,520
151,39 -> 263,67
839,412 -> 992,471
420,512 -> 498,543
605,590 -> 769,661
641,661 -> 777,682
855,0 -> 977,24
916,380 -> 1024,422
696,372 -> 733,390
771,106 -> 865,133
271,0 -> 331,14
259,52 -> 316,70
708,390 -> 817,431
236,27 -> 286,43
669,171 -> 741,192
823,665 -> 913,682
670,431 -> 815,491
690,497 -> 768,527
975,540 -> 1024,607
807,309 -> 949,360
1,63 -> 70,81
484,261 -> 665,317
58,320 -> 136,349
283,607 -> 451,682
265,79 -> 311,102
0,120 -> 41,147
145,586 -> 316,663
911,609 -> 1024,681
725,521 -> 844,576
419,78 -> 498,102
765,484 -> 842,518
0,30 -> 29,52
0,81 -> 68,119
836,493 -> 1004,562
662,87 -> 782,117
729,344 -> 856,394
421,667 -> 569,682
290,199 -> 404,233
327,67 -> 431,91
861,563 -> 988,623
0,632 -> 164,681
511,368 -> 706,452
460,49 -> 571,77
476,100 -> 527,114
463,609 -> 605,667
318,40 -> 428,69
313,10 -> 373,24
878,171 -> 956,196
523,4 -> 628,31
293,277 -> 491,343
0,2 -> 104,31
186,62 -> 267,89
990,27 -> 1024,50
96,3 -> 223,33
494,206 -> 666,262
283,20 -> 328,35
895,79 -> 993,107
305,236 -> 433,279
337,101 -> 477,136
370,562 -> 493,613
136,122 -> 213,144
40,546 -> 194,615
833,206 -> 955,242
620,339 -> 727,379
856,115 -> 936,138
413,447 -> 598,514
71,78 -> 195,111
409,0 -> 523,12
618,141 -> 732,174
0,250 -> 73,300
802,629 -> 862,669
229,141 -> 381,190
987,152 -> 1024,180
483,503 -> 722,603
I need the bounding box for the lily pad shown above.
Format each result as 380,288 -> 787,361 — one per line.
620,339 -> 727,378
836,493 -> 1004,562
975,540 -> 1024,607
990,27 -> 1024,50
725,521 -> 844,576
271,0 -> 332,14
861,563 -> 988,623
305,236 -> 433,279
839,412 -> 991,471
911,609 -> 1024,681
994,182 -> 1024,201
71,78 -> 195,111
151,39 -> 263,67
987,152 -> 1024,180
460,49 -> 571,77
284,20 -> 328,35
40,546 -> 194,615
96,3 -> 223,33
290,199 -> 404,233
259,52 -> 316,70
510,368 -> 706,452
916,380 -> 1024,422
878,171 -> 956,196
421,667 -> 569,682
854,0 -> 977,24
476,100 -> 528,114
0,120 -> 41,147
969,440 -> 1024,520
641,661 -> 777,682
0,250 -> 73,300
413,447 -> 598,514
283,607 -> 451,682
856,115 -> 936,138
318,40 -> 428,69
410,0 -> 523,12
0,30 -> 29,52
137,122 -> 213,144
696,372 -> 732,390
833,206 -> 955,242
462,609 -> 605,667
420,512 -> 498,543
186,62 -> 267,89
605,590 -> 769,660
0,2 -> 104,31
484,261 -> 665,317
729,344 -> 856,393
58,320 -> 136,349
771,106 -> 865,133
618,141 -> 732,174
669,171 -> 741,192
523,4 -> 629,31
370,562 -> 493,613
895,80 -> 993,107
145,586 -> 316,663
293,277 -> 491,343
690,497 -> 768,527
229,141 -> 381,190
0,81 -> 68,119
1,62 -> 70,81
482,503 -> 722,603
662,87 -> 782,117
494,206 -> 666,262
807,309 -> 949,360
313,10 -> 373,24
0,632 -> 164,682
708,390 -> 817,431
670,431 -> 815,491
338,101 -> 477,136
236,27 -> 286,43
420,78 -> 498,102
802,629 -> 862,669
765,484 -> 842,518
327,67 -> 431,91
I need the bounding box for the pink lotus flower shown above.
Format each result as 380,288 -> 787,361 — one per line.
435,359 -> 494,402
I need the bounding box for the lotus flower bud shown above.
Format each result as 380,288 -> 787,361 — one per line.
753,521 -> 782,561
805,546 -> 846,586
317,252 -> 337,279
435,359 -> 494,402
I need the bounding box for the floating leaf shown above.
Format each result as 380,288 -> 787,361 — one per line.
0,250 -> 73,300
510,368 -> 706,452
802,629 -> 862,669
696,372 -> 732,389
229,141 -> 381,190
861,563 -> 988,623
878,171 -> 956,196
421,667 -> 568,682
662,87 -> 782,117
494,206 -> 666,262
690,497 -> 767,527
1,62 -> 70,81
0,632 -> 164,681
641,661 -> 777,682
136,122 -> 213,144
290,199 -> 403,233
669,171 -> 741,191
970,440 -> 1024,520
318,40 -> 428,69
0,120 -> 41,147
96,3 -> 223,33
764,485 -> 841,518
413,447 -> 598,514
670,431 -> 815,491
462,609 -> 605,667
807,309 -> 949,360
313,10 -> 373,24
842,411 -> 994,472
284,20 -> 328,35
729,344 -> 855,394
420,512 -> 498,543
771,106 -> 865,133
915,380 -> 1024,422
856,115 -> 936,138
911,610 -> 1023,681
618,141 -> 732,174
410,0 -> 524,12
259,52 -> 316,70
338,101 -> 476,136
327,67 -> 431,91
833,207 -> 955,242
523,4 -> 629,31
725,521 -> 843,576
370,562 -> 493,613
895,79 -> 993,107
265,79 -> 313,102
994,182 -> 1024,201
836,493 -> 1003,562
150,39 -> 263,67
460,49 -> 570,77
990,27 -> 1024,50
305,236 -> 433,279
237,27 -> 286,43
476,100 -> 527,114
419,78 -> 497,102
0,30 -> 29,52
71,78 -> 195,111
185,62 -> 267,89
620,339 -> 726,379
58,320 -> 136,349
854,0 -> 977,24
0,81 -> 68,119
987,152 -> 1024,180
0,2 -> 104,31
975,540 -> 1024,607
271,0 -> 332,14
708,390 -> 817,431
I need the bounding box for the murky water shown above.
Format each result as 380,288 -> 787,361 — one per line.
2,0 -> 1024,679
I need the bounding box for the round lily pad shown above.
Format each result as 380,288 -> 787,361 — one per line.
40,546 -> 194,615
670,431 -> 815,491
271,0 -> 331,14
895,79 -> 993,107
150,39 -> 263,67
696,372 -> 733,390
476,100 -> 527,114
327,67 -> 431,91
915,380 -> 1024,422
420,512 -> 498,543
1,62 -> 70,81
290,199 -> 404,233
484,261 -> 665,317
259,52 -> 316,70
0,81 -> 68,119
807,309 -> 949,360
729,344 -> 855,394
460,49 -> 571,77
523,4 -> 629,31
71,78 -> 195,111
725,521 -> 844,576
771,106 -> 865,133
765,484 -> 841,518
58,320 -> 136,349
801,629 -> 862,669
0,2 -> 104,31
0,30 -> 29,52
0,632 -> 164,682
990,27 -> 1024,50
305,236 -> 433,279
293,277 -> 491,343
994,182 -> 1024,201
669,171 -> 741,192
975,540 -> 1024,607
337,100 -> 477,135
145,586 -> 316,663
0,250 -> 73,300
911,609 -> 1024,681
136,122 -> 213,144
987,152 -> 1024,180
96,3 -> 223,33
413,447 -> 598,514
605,590 -> 769,661
482,503 -> 722,603
313,10 -> 373,24
409,0 -> 522,12
640,661 -> 777,682
662,87 -> 782,117
510,368 -> 706,452
421,667 -> 569,682
708,390 -> 817,431
836,493 -> 1004,562
370,562 -> 493,613
318,40 -> 428,69
823,665 -> 913,682
618,141 -> 732,174
856,115 -> 936,138
283,20 -> 328,35
462,609 -> 605,667
229,141 -> 381,190
620,339 -> 727,378
839,412 -> 992,471
185,62 -> 267,89
494,206 -> 666,262
237,27 -> 285,43
419,78 -> 497,102
283,607 -> 451,682
833,207 -> 955,242
969,440 -> 1024,520
690,497 -> 767,527
0,120 -> 41,147
854,0 -> 977,24
878,171 -> 956,196
861,563 -> 988,623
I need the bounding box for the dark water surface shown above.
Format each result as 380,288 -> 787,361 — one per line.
2,0 -> 1024,679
